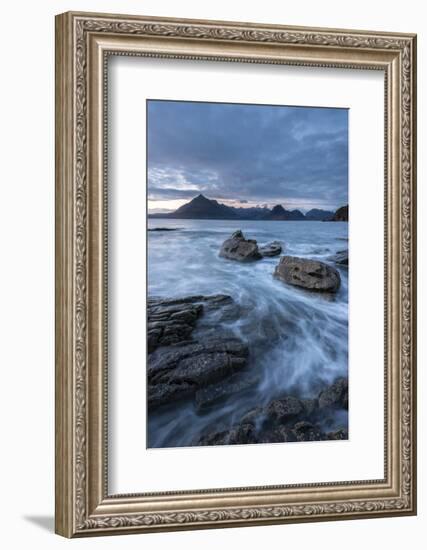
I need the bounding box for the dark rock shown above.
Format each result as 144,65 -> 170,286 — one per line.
326,428 -> 349,440
193,381 -> 349,446
197,423 -> 257,446
310,247 -> 331,255
200,294 -> 241,321
292,421 -> 322,441
148,227 -> 180,231
318,378 -> 348,410
147,294 -> 235,352
274,255 -> 341,292
266,396 -> 304,422
148,382 -> 195,410
195,372 -> 259,411
149,294 -> 233,308
147,328 -> 162,354
259,241 -> 283,257
202,294 -> 234,307
327,249 -> 348,266
258,426 -> 297,443
240,407 -> 265,427
147,300 -> 202,352
148,338 -> 248,385
147,294 -> 251,410
301,398 -> 318,416
293,420 -> 314,432
239,396 -> 311,431
219,230 -> 262,262
330,205 -> 348,222
147,338 -> 248,409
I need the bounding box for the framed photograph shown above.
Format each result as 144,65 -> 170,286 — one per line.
55,11 -> 417,537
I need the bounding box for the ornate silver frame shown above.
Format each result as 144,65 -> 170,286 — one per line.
55,11 -> 417,537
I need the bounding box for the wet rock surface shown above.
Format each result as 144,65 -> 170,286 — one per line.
148,338 -> 249,409
219,230 -> 262,262
147,223 -> 349,448
259,241 -> 283,257
327,249 -> 348,266
198,423 -> 258,446
195,372 -> 259,411
266,396 -> 304,422
148,338 -> 248,387
195,377 -> 348,446
148,294 -> 235,353
318,377 -> 348,410
326,428 -> 349,440
148,299 -> 202,353
274,255 -> 341,293
147,293 -> 348,444
147,295 -> 251,410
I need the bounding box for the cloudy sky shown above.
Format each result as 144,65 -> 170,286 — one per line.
147,100 -> 348,213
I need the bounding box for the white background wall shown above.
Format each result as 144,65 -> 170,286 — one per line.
0,1 -> 424,548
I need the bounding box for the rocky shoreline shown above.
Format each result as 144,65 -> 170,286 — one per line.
197,377 -> 348,446
148,294 -> 250,410
147,229 -> 349,447
147,293 -> 348,445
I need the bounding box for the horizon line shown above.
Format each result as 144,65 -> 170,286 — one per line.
147,193 -> 346,214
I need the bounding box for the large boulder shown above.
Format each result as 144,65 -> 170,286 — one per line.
219,230 -> 262,262
274,255 -> 341,292
259,241 -> 283,257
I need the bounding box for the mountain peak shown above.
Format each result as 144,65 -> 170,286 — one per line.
190,193 -> 212,205
305,208 -> 334,221
169,194 -> 238,219
271,204 -> 286,214
264,204 -> 305,221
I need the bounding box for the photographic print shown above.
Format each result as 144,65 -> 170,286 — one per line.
56,13 -> 417,536
147,100 -> 349,448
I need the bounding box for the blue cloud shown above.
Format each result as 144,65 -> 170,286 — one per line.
147,100 -> 348,210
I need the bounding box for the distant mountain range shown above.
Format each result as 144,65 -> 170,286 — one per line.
149,194 -> 347,221
264,204 -> 306,221
305,208 -> 335,221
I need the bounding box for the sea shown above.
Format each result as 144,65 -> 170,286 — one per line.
147,219 -> 348,448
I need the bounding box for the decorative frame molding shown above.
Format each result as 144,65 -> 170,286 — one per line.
55,11 -> 417,537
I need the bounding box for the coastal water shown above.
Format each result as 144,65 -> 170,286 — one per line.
147,219 -> 348,448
